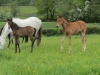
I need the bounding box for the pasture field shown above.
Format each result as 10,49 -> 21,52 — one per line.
0,34 -> 100,75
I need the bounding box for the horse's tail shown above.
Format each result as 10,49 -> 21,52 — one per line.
37,26 -> 42,46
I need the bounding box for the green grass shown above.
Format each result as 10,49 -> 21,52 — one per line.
0,22 -> 6,28
0,34 -> 100,75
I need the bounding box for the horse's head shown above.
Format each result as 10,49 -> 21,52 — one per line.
56,16 -> 64,28
0,37 -> 6,49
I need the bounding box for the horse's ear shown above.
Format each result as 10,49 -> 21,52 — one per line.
57,15 -> 62,18
10,18 -> 12,21
7,18 -> 10,21
59,15 -> 62,18
7,18 -> 12,21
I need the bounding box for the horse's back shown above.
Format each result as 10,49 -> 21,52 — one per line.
28,17 -> 42,27
13,17 -> 42,28
68,20 -> 86,34
76,20 -> 86,31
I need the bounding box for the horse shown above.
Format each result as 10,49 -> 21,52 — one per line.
0,17 -> 42,50
0,26 -> 29,49
7,18 -> 37,53
0,26 -> 14,49
56,16 -> 86,53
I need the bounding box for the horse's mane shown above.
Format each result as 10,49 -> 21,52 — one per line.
58,15 -> 69,23
0,26 -> 4,35
0,24 -> 8,35
12,22 -> 20,29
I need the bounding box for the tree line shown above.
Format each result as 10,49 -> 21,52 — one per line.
0,0 -> 34,6
0,0 -> 100,22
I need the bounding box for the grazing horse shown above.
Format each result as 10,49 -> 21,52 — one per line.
0,17 -> 42,49
0,26 -> 28,49
0,26 -> 13,46
7,18 -> 36,53
56,16 -> 86,52
0,26 -> 13,49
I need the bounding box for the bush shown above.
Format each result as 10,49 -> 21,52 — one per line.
0,11 -> 6,19
42,28 -> 62,36
0,11 -> 12,22
42,27 -> 100,36
86,27 -> 100,34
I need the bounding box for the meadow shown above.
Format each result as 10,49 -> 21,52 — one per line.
0,17 -> 100,75
1,5 -> 100,75
0,34 -> 100,75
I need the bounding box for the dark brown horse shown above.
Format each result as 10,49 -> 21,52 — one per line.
56,16 -> 86,53
7,18 -> 36,53
0,26 -> 29,49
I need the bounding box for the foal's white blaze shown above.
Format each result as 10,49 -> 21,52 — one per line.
0,17 -> 42,49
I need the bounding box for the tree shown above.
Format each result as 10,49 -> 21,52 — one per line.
10,2 -> 19,17
35,0 -> 57,21
56,0 -> 85,21
0,0 -> 7,6
87,0 -> 100,22
57,0 -> 100,22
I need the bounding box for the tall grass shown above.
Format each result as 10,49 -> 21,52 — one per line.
0,34 -> 100,75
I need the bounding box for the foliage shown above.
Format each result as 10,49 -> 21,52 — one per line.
0,11 -> 12,21
0,6 -> 37,21
10,2 -> 20,17
42,27 -> 100,36
0,0 -> 34,6
35,0 -> 57,21
0,0 -> 100,22
85,0 -> 100,22
43,28 -> 62,36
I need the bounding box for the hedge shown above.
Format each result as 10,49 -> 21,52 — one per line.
42,27 -> 100,36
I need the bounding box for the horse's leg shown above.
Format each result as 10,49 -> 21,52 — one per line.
68,34 -> 71,53
83,33 -> 86,51
7,34 -> 10,49
7,33 -> 13,49
30,36 -> 37,53
17,38 -> 20,53
15,37 -> 20,53
81,32 -> 86,51
22,36 -> 24,43
15,38 -> 17,53
61,35 -> 66,52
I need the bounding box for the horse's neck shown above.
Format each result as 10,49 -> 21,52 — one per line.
62,18 -> 69,31
11,27 -> 17,34
62,17 -> 69,25
11,23 -> 20,30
